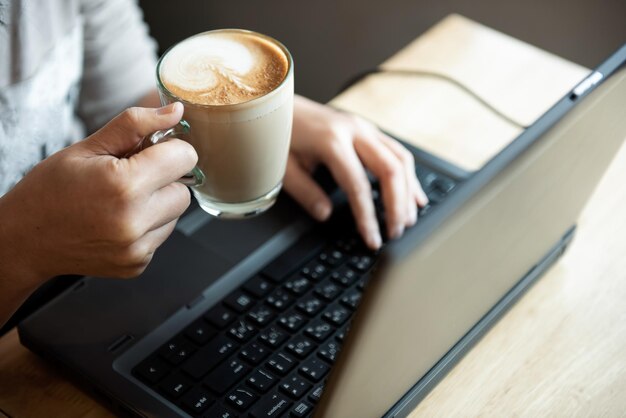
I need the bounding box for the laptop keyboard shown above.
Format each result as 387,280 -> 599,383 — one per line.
132,165 -> 457,418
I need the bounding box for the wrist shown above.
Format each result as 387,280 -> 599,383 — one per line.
0,193 -> 49,291
0,192 -> 51,327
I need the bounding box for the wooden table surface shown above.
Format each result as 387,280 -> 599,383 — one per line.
2,14 -> 626,417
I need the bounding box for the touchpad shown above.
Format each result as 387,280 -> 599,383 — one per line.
185,195 -> 306,264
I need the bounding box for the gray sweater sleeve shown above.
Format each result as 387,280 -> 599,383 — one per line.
77,0 -> 158,133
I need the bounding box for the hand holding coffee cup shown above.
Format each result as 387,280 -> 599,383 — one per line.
140,29 -> 294,218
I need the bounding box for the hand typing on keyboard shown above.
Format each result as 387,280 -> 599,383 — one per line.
284,96 -> 429,250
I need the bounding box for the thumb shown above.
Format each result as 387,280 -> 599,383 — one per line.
85,103 -> 184,157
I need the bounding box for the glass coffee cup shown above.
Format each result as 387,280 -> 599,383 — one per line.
141,29 -> 294,218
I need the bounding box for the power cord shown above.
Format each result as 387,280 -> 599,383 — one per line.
338,68 -> 529,129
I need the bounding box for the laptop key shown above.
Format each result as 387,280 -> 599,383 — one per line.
243,275 -> 274,298
278,310 -> 307,332
205,305 -> 236,329
182,335 -> 238,380
204,359 -> 250,395
290,401 -> 313,417
335,237 -> 358,254
304,320 -> 335,343
249,391 -> 292,418
299,358 -> 329,383
185,319 -> 217,346
301,260 -> 329,281
134,356 -> 170,384
427,189 -> 446,205
280,374 -> 312,400
180,386 -> 214,415
348,255 -> 374,272
247,369 -> 277,393
158,336 -> 196,365
224,291 -> 255,313
340,288 -> 362,310
314,280 -> 342,302
157,336 -> 185,360
318,340 -> 340,364
296,295 -> 325,317
266,352 -> 296,376
259,326 -> 289,349
308,384 -> 324,403
159,372 -> 193,399
323,304 -> 350,326
202,403 -> 238,418
266,289 -> 294,311
228,320 -> 257,343
286,336 -> 316,359
284,276 -> 312,296
169,343 -> 196,365
226,387 -> 258,411
419,171 -> 438,192
247,305 -> 276,327
418,203 -> 432,217
433,177 -> 455,193
240,341 -> 271,365
330,266 -> 359,287
336,326 -> 348,343
318,248 -> 346,267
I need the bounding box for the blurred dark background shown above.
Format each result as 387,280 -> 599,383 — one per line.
137,0 -> 626,103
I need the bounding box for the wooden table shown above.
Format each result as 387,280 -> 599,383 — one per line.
2,14 -> 625,417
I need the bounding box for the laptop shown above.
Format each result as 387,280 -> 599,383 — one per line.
18,44 -> 626,418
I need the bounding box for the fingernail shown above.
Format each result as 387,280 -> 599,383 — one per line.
408,206 -> 417,226
367,230 -> 382,250
389,224 -> 404,240
312,201 -> 332,221
156,102 -> 182,115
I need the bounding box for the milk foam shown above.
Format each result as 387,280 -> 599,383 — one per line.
160,32 -> 288,105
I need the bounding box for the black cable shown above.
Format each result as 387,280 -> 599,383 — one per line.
338,68 -> 529,129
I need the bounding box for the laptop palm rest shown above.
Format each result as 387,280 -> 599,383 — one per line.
19,230 -> 232,347
187,195 -> 305,265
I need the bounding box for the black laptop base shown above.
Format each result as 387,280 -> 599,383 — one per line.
19,152 -> 461,418
14,129 -> 574,418
120,162 -> 459,417
17,224 -> 575,418
15,150 -> 574,418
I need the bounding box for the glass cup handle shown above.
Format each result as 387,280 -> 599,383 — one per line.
132,120 -> 204,187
